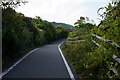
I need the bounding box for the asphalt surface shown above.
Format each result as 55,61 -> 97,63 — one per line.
2,39 -> 71,79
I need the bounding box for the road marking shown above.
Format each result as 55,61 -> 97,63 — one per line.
58,41 -> 75,80
0,48 -> 39,78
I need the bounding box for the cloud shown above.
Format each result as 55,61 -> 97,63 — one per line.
16,0 -> 110,25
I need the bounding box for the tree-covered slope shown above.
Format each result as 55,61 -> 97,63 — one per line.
51,22 -> 74,29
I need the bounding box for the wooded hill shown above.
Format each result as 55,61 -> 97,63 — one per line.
51,22 -> 74,30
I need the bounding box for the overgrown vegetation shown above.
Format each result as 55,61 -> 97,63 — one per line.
2,0 -> 69,68
62,18 -> 97,79
62,0 -> 120,79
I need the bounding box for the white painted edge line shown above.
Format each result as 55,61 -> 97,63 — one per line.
0,48 -> 39,78
58,41 -> 75,80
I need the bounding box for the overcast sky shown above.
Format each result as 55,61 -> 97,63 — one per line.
16,0 -> 111,26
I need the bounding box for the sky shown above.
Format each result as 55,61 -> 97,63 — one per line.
15,0 -> 111,26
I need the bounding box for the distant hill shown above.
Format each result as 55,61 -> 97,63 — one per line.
51,22 -> 74,30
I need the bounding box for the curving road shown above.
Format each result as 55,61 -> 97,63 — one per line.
2,39 -> 74,80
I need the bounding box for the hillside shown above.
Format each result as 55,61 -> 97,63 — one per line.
51,22 -> 74,29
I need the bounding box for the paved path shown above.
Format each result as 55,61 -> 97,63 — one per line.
2,39 -> 74,79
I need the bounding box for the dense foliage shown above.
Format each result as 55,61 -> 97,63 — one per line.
2,7 -> 69,67
32,16 -> 56,43
90,0 -> 120,79
62,0 -> 120,79
55,25 -> 69,39
62,18 -> 96,79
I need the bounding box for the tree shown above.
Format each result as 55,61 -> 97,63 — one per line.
80,16 -> 85,23
74,16 -> 85,26
1,0 -> 28,9
74,16 -> 94,29
55,25 -> 69,39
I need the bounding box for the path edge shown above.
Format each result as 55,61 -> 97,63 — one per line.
58,41 -> 75,80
